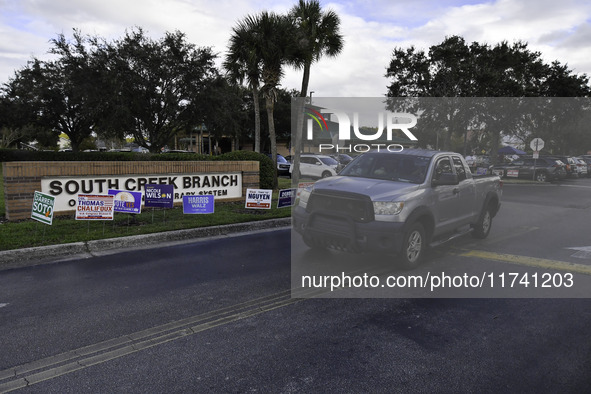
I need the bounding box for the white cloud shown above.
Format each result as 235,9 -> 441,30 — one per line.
1,0 -> 590,95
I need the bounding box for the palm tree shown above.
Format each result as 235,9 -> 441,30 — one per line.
257,12 -> 296,189
224,15 -> 263,153
289,0 -> 344,99
226,11 -> 295,188
289,0 -> 344,184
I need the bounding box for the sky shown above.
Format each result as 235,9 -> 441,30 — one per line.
1,0 -> 591,97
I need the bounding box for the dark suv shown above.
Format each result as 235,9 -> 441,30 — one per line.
266,154 -> 291,176
492,157 -> 566,182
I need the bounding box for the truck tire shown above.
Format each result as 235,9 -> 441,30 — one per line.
472,205 -> 493,239
398,222 -> 425,269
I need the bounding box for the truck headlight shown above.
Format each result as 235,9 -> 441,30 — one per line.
298,188 -> 311,208
373,201 -> 404,215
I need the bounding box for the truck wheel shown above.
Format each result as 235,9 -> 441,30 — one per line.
398,222 -> 425,269
472,206 -> 492,239
321,171 -> 332,178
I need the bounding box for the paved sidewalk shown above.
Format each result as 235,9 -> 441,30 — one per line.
0,218 -> 292,271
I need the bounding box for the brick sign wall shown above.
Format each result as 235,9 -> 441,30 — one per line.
2,161 -> 259,220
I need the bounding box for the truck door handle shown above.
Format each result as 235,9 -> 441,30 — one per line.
453,188 -> 460,195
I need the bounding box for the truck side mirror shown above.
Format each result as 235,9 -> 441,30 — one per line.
432,173 -> 459,186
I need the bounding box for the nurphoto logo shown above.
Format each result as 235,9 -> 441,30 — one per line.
305,106 -> 418,153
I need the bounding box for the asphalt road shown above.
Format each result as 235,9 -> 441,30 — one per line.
1,177 -> 591,393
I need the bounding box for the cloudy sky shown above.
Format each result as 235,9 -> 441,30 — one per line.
1,0 -> 591,97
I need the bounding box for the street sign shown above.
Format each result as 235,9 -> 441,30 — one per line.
530,138 -> 545,151
533,151 -> 539,159
31,191 -> 55,225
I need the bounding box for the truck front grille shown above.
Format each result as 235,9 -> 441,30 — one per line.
306,190 -> 374,222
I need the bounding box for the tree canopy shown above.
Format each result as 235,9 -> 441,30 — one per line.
385,36 -> 591,156
101,28 -> 218,153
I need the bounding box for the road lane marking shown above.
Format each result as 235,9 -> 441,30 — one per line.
566,246 -> 591,260
0,287 -> 324,393
458,250 -> 591,275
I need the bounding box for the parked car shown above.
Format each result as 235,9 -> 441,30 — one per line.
161,149 -> 194,154
573,157 -> 589,178
290,154 -> 339,179
578,156 -> 591,177
266,153 -> 291,176
492,157 -> 566,182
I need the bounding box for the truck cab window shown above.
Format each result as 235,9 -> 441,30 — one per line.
452,157 -> 467,181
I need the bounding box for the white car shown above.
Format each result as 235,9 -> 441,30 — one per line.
290,154 -> 339,179
574,157 -> 589,177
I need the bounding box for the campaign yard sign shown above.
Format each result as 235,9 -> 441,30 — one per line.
31,191 -> 55,225
277,188 -> 296,208
76,194 -> 114,220
183,195 -> 214,214
108,189 -> 143,214
245,188 -> 272,209
144,184 -> 174,209
506,169 -> 519,178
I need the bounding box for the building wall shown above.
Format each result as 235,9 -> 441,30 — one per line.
2,161 -> 259,221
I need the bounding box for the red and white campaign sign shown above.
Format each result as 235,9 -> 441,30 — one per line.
76,194 -> 115,220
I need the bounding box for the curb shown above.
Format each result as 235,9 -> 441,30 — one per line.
0,218 -> 292,271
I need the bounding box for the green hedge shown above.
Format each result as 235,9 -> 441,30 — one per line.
0,149 -> 275,189
0,149 -> 143,162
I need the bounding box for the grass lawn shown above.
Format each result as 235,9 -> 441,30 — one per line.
0,176 -> 294,251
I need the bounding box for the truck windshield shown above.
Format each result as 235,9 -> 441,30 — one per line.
340,154 -> 431,184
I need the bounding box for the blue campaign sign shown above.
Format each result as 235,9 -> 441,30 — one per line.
144,184 -> 174,208
108,189 -> 143,214
277,188 -> 296,208
183,195 -> 214,214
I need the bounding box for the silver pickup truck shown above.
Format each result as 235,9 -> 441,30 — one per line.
293,149 -> 502,269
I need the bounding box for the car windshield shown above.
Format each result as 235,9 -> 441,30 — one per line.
339,154 -> 431,184
276,155 -> 288,163
319,157 -> 338,166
